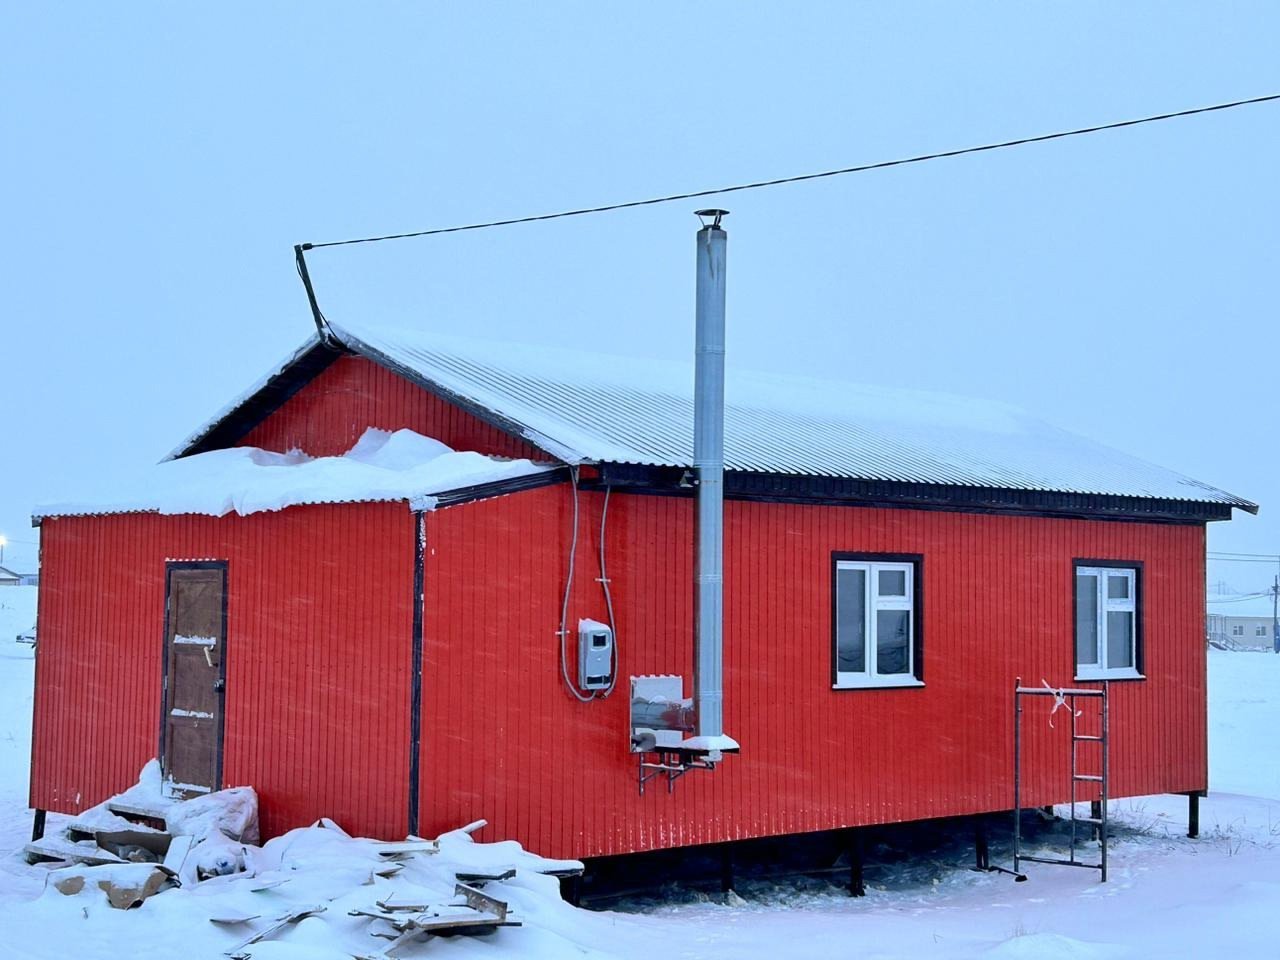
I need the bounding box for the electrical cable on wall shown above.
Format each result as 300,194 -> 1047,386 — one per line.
598,485 -> 619,696
558,466 -> 596,702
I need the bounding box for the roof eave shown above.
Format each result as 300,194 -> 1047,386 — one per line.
169,335 -> 343,460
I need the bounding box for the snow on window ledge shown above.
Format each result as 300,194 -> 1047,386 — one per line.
832,675 -> 925,691
1074,668 -> 1146,682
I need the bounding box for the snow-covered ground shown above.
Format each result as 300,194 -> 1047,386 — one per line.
0,586 -> 38,891
1,584 -> 1277,959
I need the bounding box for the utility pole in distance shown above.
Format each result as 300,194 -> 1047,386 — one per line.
1273,575 -> 1279,654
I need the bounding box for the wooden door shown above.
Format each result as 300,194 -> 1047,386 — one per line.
161,562 -> 227,798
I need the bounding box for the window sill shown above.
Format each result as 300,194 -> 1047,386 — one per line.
832,678 -> 925,691
1074,669 -> 1146,682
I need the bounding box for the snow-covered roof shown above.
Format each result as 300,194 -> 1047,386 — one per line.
210,321 -> 1256,511
169,319 -> 1254,512
35,428 -> 555,521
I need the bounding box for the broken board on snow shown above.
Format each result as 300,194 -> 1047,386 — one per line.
105,797 -> 171,830
223,904 -> 327,958
24,835 -> 126,867
351,882 -> 520,957
452,867 -> 517,884
372,839 -> 439,859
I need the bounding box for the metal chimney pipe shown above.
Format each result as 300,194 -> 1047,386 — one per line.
693,209 -> 728,747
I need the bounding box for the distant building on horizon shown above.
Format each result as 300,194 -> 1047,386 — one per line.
1206,592 -> 1278,650
0,564 -> 39,587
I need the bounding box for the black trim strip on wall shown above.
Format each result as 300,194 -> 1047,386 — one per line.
408,511 -> 426,836
593,463 -> 1237,524
1071,558 -> 1146,680
159,560 -> 230,792
432,467 -> 571,508
830,551 -> 925,689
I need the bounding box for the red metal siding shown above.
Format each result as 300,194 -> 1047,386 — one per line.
236,355 -> 548,460
421,486 -> 1207,860
31,504 -> 415,839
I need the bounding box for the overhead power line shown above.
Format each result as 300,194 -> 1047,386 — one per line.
303,93 -> 1279,251
1207,592 -> 1274,603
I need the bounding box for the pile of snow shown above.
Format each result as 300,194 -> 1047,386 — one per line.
0,587 -> 37,872
165,787 -> 259,848
34,428 -> 555,521
20,814 -> 602,959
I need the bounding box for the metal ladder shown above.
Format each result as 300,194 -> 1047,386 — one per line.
1013,678 -> 1110,882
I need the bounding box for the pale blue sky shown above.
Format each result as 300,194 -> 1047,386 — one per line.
2,4 -> 1276,590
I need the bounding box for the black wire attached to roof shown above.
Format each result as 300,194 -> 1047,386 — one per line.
300,93 -> 1279,251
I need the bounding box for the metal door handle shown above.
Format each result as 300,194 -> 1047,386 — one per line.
213,679 -> 225,692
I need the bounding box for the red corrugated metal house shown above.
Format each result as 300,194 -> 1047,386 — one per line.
29,318 -> 1256,862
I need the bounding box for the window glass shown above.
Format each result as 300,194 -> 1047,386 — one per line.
835,567 -> 866,672
834,559 -> 919,686
1107,575 -> 1129,600
1075,574 -> 1099,666
877,569 -> 907,597
1257,625 -> 1267,637
1106,611 -> 1134,668
876,610 -> 910,674
1232,624 -> 1244,636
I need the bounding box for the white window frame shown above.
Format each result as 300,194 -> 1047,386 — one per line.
1074,564 -> 1143,681
1231,624 -> 1244,637
1256,624 -> 1268,637
833,559 -> 923,689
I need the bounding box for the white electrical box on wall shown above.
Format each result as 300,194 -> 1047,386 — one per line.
578,618 -> 614,690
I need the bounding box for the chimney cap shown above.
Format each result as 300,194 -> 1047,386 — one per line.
694,209 -> 729,229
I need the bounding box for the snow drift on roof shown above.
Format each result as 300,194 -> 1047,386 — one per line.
35,428 -> 554,521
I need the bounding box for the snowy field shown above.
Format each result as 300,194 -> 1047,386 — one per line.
1,585 -> 1278,959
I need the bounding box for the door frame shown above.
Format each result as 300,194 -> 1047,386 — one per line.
159,560 -> 229,794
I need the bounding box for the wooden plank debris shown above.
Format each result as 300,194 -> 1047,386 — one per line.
208,910 -> 261,926
454,867 -> 517,884
372,839 -> 439,858
106,799 -> 171,827
454,881 -> 518,925
224,904 -> 326,958
351,882 -> 521,957
248,877 -> 291,892
162,834 -> 194,875
24,836 -> 126,867
374,895 -> 436,912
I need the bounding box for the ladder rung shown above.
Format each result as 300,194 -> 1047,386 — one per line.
1073,735 -> 1103,742
1017,854 -> 1104,870
1073,775 -> 1103,782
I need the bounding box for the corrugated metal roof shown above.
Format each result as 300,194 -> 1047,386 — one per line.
320,321 -> 1254,511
